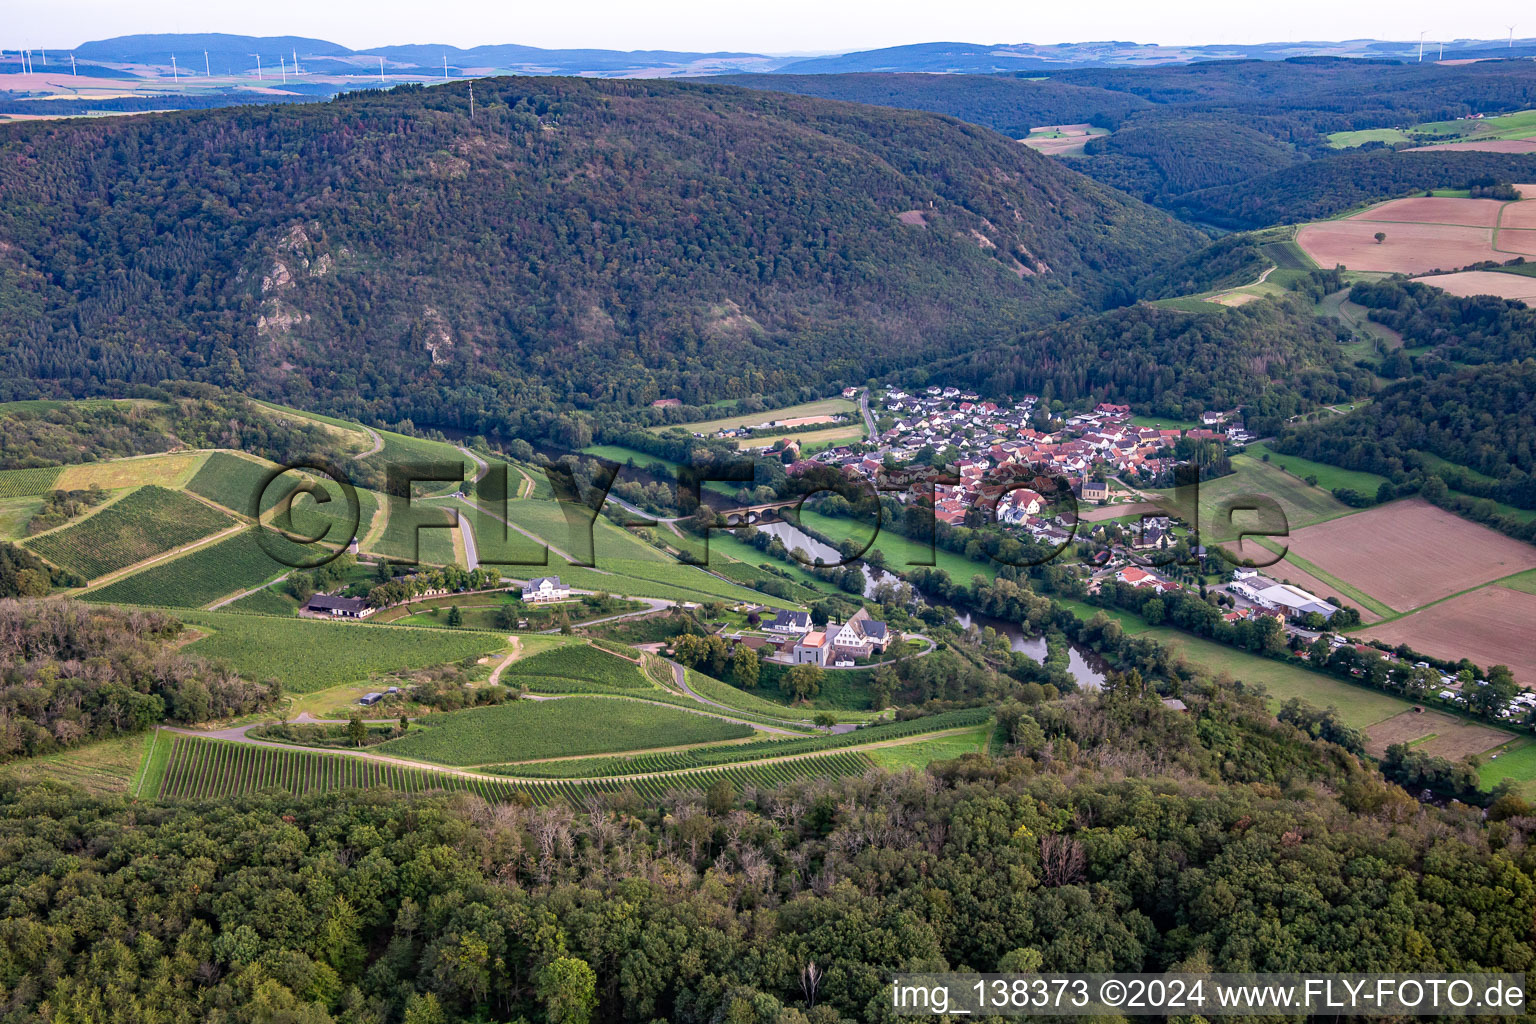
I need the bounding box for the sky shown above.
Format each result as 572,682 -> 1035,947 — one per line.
10,0 -> 1528,54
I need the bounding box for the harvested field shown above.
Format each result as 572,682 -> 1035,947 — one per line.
1497,229 -> 1536,256
1362,586 -> 1536,686
1258,554 -> 1384,624
1077,501 -> 1163,523
1347,196 -> 1507,227
1503,200 -> 1536,229
1286,499 -> 1536,612
1407,138 -> 1536,153
1419,270 -> 1536,302
1363,708 -> 1508,760
1296,221 -> 1499,274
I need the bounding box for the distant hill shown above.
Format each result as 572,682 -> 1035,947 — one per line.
0,77 -> 1199,444
729,60 -> 1536,220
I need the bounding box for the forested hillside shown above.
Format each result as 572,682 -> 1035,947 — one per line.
733,60 -> 1536,223
1274,360 -> 1536,512
1177,149 -> 1536,228
932,294 -> 1369,434
4,682 -> 1535,1023
0,77 -> 1198,445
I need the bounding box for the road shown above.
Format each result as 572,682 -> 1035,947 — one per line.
456,509 -> 479,569
440,493 -> 579,564
858,388 -> 877,438
206,571 -> 292,610
668,660 -> 849,733
354,425 -> 383,459
456,445 -> 489,484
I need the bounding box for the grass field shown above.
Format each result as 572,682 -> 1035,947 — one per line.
1498,569 -> 1536,595
735,424 -> 865,452
0,732 -> 152,797
26,485 -> 234,580
178,610 -> 508,692
686,667 -> 874,724
1241,443 -> 1392,496
1153,455 -> 1359,552
867,723 -> 993,770
1327,127 -> 1413,148
553,558 -> 797,608
1480,739 -> 1536,795
499,642 -> 654,691
54,452 -> 204,491
377,696 -> 754,765
82,527 -> 310,608
1055,599 -> 1155,634
1146,628 -> 1414,730
0,496 -> 44,541
155,733 -> 874,805
650,397 -> 858,436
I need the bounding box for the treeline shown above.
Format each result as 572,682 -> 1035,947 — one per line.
931,294 -> 1371,436
1176,149 -> 1536,229
721,72 -> 1155,136
0,600 -> 278,761
1348,278 -> 1536,366
0,384 -> 351,473
0,77 -> 1199,446
1274,360 -> 1536,513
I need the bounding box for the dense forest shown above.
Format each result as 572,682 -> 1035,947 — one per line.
0,600 -> 278,761
1348,278 -> 1536,366
3,673 -> 1535,1023
734,59 -> 1536,222
1274,360 -> 1536,511
0,77 -> 1199,446
1176,149 -> 1536,228
1077,118 -> 1304,204
931,294 -> 1369,434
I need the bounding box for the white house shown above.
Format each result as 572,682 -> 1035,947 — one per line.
766,610 -> 812,634
522,576 -> 570,603
1230,570 -> 1336,620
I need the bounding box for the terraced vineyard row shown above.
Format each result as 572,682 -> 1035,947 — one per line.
156,735 -> 873,805
26,485 -> 234,579
492,707 -> 994,778
0,466 -> 62,498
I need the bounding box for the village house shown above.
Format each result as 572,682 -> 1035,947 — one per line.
522,576 -> 570,603
765,609 -> 813,634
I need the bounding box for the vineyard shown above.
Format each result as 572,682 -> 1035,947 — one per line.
0,466 -> 62,498
25,485 -> 234,580
499,643 -> 653,691
177,610 -> 508,691
155,734 -> 874,805
489,708 -> 994,778
185,452 -> 279,515
378,695 -> 756,765
83,527 -> 308,607
685,667 -> 873,724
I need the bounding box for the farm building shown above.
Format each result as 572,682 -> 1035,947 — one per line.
766,610 -> 812,634
303,594 -> 375,618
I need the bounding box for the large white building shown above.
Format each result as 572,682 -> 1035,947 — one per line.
522,576 -> 570,603
1230,569 -> 1337,620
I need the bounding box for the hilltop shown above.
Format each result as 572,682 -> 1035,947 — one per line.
0,77 -> 1197,442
